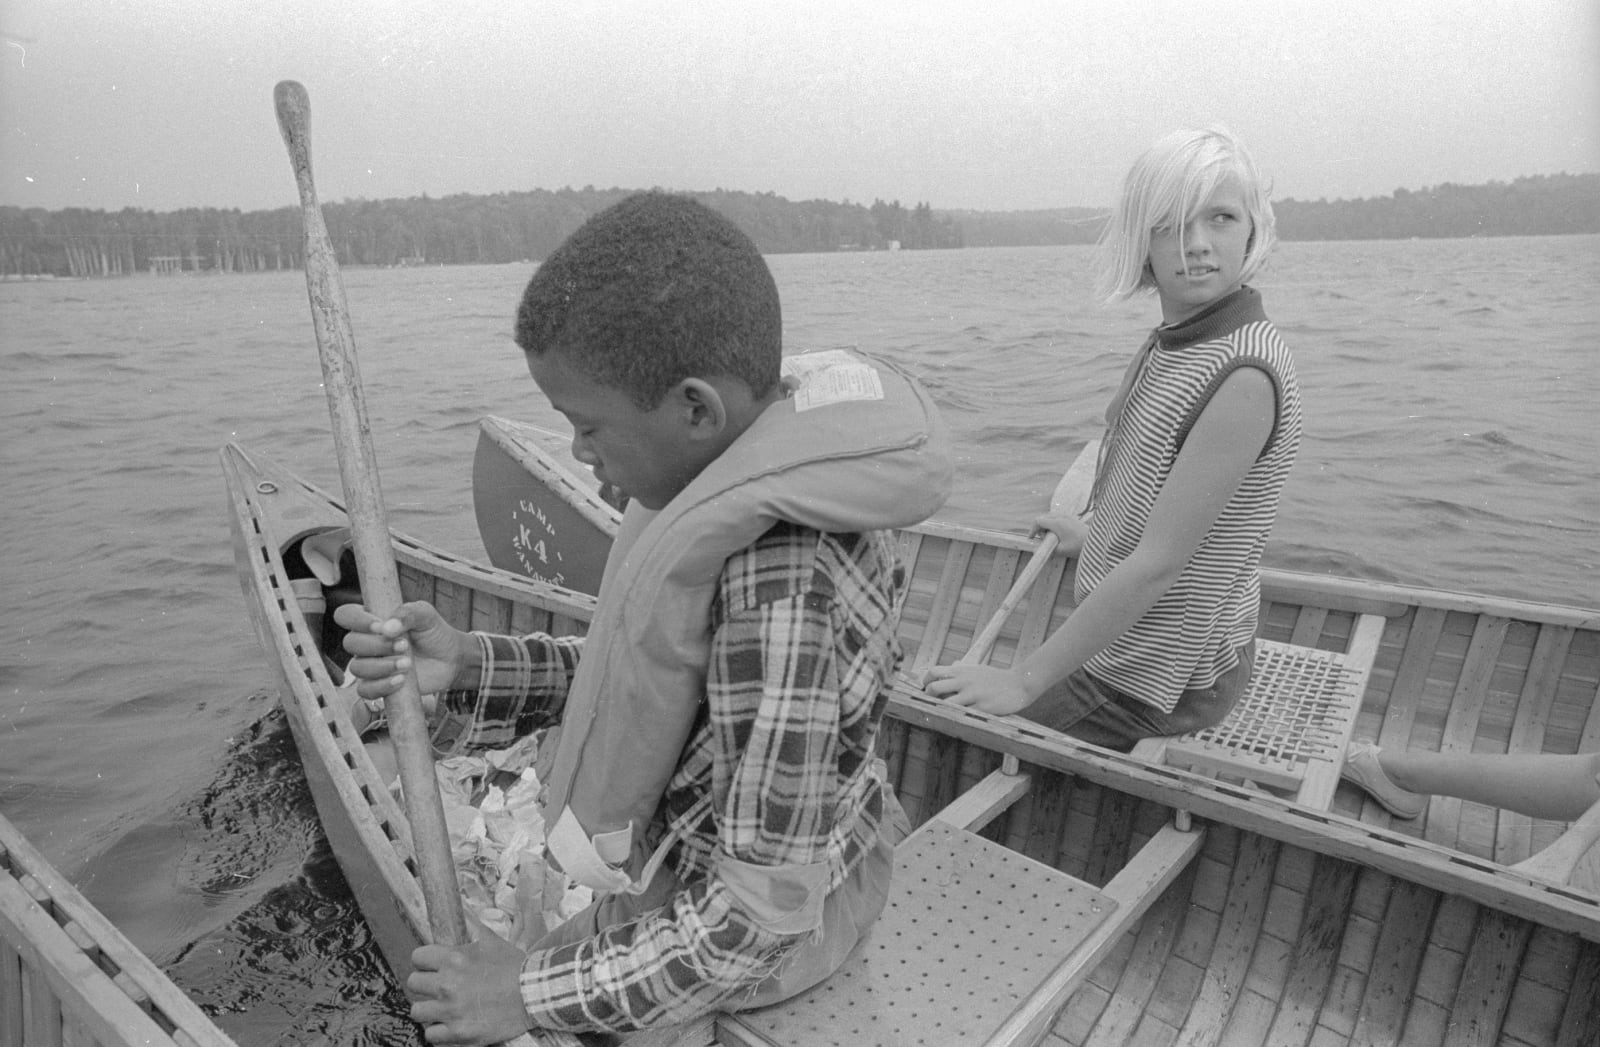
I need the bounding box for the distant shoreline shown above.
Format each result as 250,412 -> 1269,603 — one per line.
3,174 -> 1595,278
5,230 -> 1598,284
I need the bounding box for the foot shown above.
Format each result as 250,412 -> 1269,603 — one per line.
1341,742 -> 1427,819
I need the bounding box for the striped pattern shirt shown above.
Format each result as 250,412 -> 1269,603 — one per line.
1077,286 -> 1303,712
440,521 -> 904,1032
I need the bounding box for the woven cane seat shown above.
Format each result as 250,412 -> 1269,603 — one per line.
1132,614 -> 1385,810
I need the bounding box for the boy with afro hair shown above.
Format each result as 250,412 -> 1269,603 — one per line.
338,192 -> 950,1042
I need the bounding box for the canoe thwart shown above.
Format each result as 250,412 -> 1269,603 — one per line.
929,766 -> 1033,834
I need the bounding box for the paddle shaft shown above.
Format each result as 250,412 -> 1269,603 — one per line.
961,534 -> 1058,666
274,81 -> 468,947
959,438 -> 1099,667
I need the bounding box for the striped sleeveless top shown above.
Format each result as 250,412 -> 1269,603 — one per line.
1076,286 -> 1303,713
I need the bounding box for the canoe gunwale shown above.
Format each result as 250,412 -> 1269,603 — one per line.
1257,565 -> 1600,629
908,520 -> 1600,630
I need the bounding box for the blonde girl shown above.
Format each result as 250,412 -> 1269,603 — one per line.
925,126 -> 1303,749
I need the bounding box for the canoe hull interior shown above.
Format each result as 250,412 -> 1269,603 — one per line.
226,435 -> 1600,1047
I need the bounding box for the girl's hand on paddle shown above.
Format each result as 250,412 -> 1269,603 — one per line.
1035,510 -> 1091,558
922,664 -> 1035,717
407,929 -> 531,1046
334,600 -> 471,698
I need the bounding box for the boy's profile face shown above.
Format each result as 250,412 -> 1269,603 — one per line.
525,348 -> 700,511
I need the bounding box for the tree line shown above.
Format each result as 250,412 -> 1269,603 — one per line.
0,188 -> 963,278
1,173 -> 1593,278
1274,173 -> 1598,240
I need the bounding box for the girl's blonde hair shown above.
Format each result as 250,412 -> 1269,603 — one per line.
1095,126 -> 1276,303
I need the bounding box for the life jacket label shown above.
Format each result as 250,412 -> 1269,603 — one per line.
783,350 -> 885,411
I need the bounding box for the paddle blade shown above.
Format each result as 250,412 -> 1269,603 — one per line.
1047,438 -> 1100,518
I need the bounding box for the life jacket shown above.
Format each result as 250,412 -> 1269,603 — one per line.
542,350 -> 950,929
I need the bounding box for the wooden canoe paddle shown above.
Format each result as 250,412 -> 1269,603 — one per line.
960,438 -> 1100,666
273,80 -> 468,948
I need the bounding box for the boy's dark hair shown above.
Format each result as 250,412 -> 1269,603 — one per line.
514,192 -> 782,409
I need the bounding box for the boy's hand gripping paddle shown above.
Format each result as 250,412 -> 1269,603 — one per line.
273,80 -> 468,949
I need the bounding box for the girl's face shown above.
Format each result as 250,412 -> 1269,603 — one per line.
1147,177 -> 1252,324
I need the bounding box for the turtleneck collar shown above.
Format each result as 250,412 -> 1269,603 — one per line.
1155,286 -> 1265,351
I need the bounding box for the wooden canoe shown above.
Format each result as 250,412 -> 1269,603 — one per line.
228,430 -> 1600,1046
0,811 -> 240,1047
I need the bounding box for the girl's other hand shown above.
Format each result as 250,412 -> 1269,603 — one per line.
922,664 -> 1035,717
1035,511 -> 1091,557
333,600 -> 468,699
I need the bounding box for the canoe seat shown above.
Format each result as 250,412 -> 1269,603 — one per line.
717,768 -> 1203,1047
1131,613 -> 1386,811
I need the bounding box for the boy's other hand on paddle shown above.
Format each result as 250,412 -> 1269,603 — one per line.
922,664 -> 1035,717
334,600 -> 474,698
408,927 -> 531,1045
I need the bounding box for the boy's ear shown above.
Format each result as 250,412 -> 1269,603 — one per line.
674,378 -> 729,437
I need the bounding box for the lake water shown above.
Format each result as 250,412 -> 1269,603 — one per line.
2,237 -> 1597,1043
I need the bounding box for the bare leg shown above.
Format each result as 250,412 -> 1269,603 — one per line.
1378,750 -> 1600,821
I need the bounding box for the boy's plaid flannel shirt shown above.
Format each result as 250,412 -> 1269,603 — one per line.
443,521 -> 904,1033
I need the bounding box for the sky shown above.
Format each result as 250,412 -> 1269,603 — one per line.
1,1 -> 1595,215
